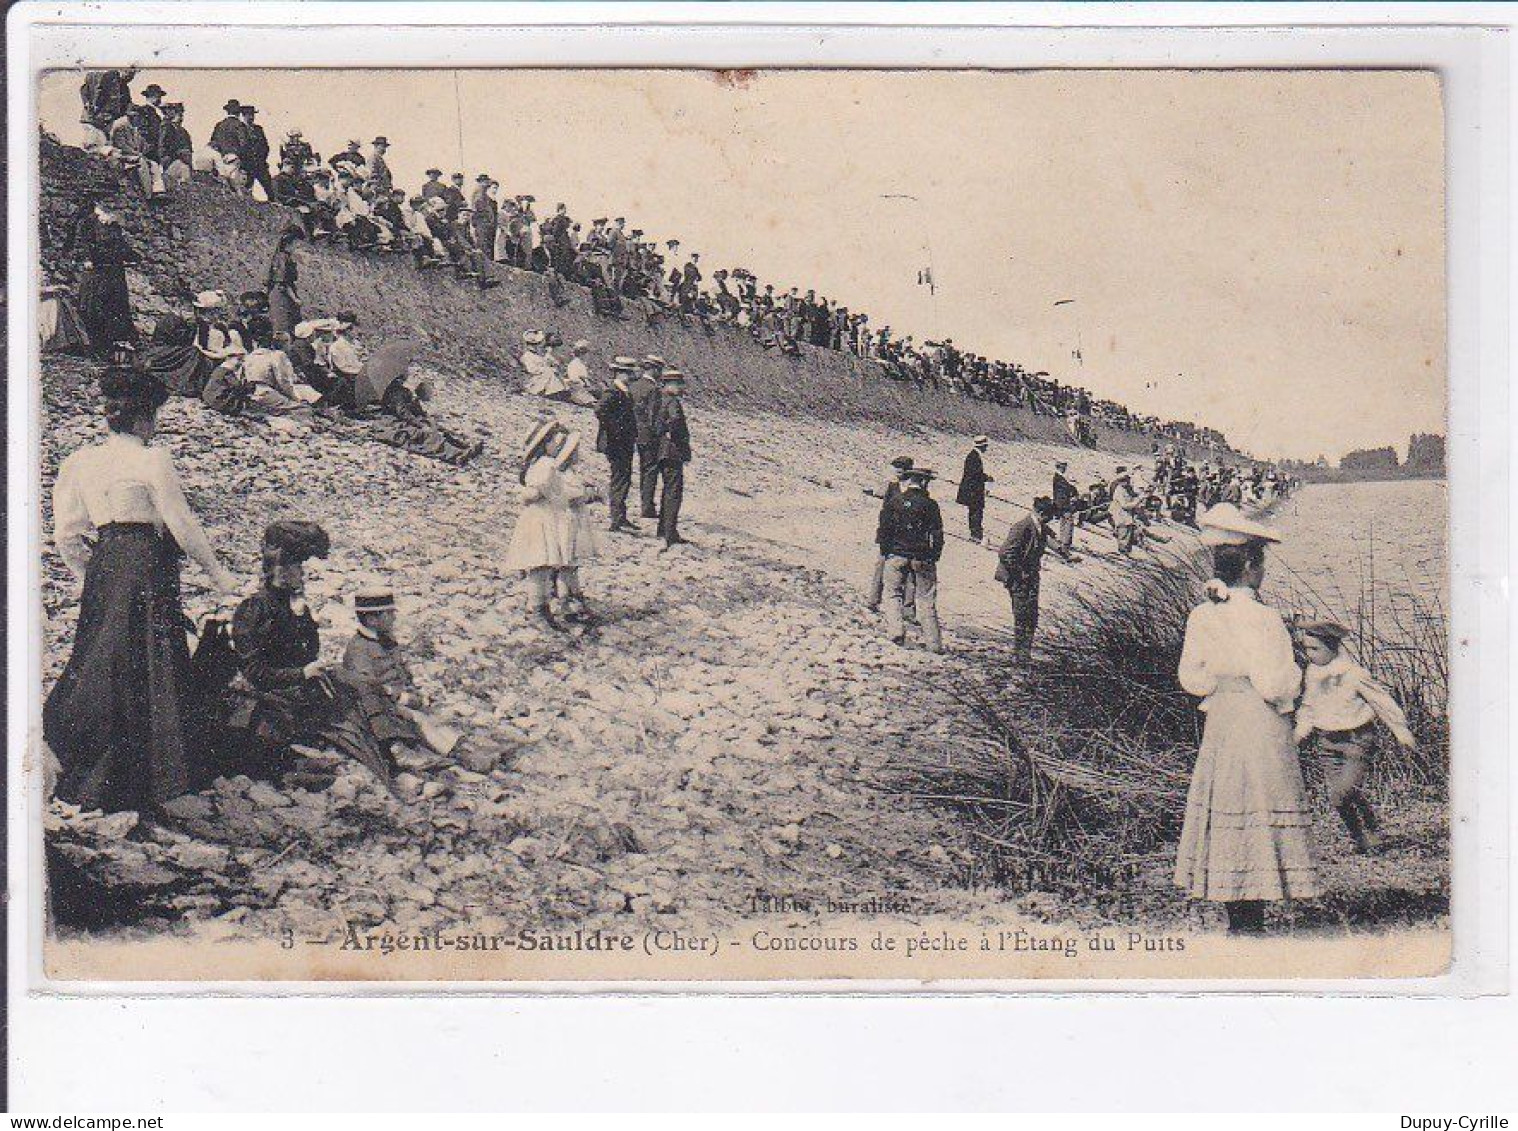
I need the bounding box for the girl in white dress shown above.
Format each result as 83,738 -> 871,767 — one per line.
503,421 -> 573,630
1175,505 -> 1321,933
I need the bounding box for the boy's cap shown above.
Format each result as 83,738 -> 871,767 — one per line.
1298,619 -> 1350,646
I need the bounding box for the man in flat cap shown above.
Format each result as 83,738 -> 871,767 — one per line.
595,356 -> 642,533
367,136 -> 393,196
237,103 -> 274,201
1051,459 -> 1079,560
441,173 -> 468,224
654,370 -> 693,549
876,467 -> 944,652
866,455 -> 918,613
996,497 -> 1056,663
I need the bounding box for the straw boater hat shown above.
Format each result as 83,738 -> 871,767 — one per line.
643,354 -> 666,369
610,355 -> 640,372
973,434 -> 990,448
521,329 -> 545,347
659,368 -> 687,389
1197,503 -> 1281,547
354,580 -> 397,616
192,290 -> 225,311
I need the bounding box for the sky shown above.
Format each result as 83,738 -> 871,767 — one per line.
39,68 -> 1446,461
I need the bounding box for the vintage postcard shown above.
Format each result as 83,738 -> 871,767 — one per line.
27,64 -> 1450,984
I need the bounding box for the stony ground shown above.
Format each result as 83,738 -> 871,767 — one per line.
38,142 -> 1446,950
42,348 -> 1448,947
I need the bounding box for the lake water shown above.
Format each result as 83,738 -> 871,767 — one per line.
1265,478 -> 1447,636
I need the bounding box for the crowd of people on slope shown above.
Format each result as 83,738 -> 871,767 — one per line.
68,71 -> 1241,459
53,72 -> 1419,941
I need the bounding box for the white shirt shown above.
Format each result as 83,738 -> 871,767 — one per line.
242,347 -> 296,395
565,357 -> 591,388
328,334 -> 363,376
1178,587 -> 1301,713
52,433 -> 229,585
1294,651 -> 1415,745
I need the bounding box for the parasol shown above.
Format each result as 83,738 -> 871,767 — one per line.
354,339 -> 423,407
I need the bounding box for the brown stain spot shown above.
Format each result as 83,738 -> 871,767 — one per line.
711,69 -> 760,90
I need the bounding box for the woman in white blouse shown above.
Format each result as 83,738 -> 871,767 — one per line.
44,360 -> 241,815
1174,505 -> 1321,933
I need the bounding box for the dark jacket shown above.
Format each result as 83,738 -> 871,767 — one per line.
209,114 -> 245,157
995,513 -> 1047,588
240,123 -> 271,169
655,396 -> 692,464
595,383 -> 639,457
159,121 -> 194,167
877,487 -> 944,562
1052,472 -> 1077,513
629,375 -> 661,446
956,448 -> 991,505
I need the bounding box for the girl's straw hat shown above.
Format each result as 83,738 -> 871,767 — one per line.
555,431 -> 582,467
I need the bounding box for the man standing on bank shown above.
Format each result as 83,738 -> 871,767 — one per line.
1052,459 -> 1079,560
865,455 -> 916,613
631,355 -> 664,520
956,434 -> 993,544
878,467 -> 944,653
595,356 -> 641,533
654,369 -> 692,551
997,496 -> 1056,663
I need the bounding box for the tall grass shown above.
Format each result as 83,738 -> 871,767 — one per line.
894,548 -> 1449,896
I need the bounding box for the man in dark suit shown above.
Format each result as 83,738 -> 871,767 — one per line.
996,497 -> 1056,663
209,99 -> 246,163
237,104 -> 274,200
1051,459 -> 1079,559
956,435 -> 993,543
595,356 -> 642,533
866,455 -> 917,613
654,370 -> 693,549
441,173 -> 468,223
631,356 -> 664,519
470,175 -> 498,259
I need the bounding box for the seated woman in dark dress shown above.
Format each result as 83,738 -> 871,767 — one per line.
219,520 -> 394,791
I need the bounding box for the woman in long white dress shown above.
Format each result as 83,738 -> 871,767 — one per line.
1175,504 -> 1321,933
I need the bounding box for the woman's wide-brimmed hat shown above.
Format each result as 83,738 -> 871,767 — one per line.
192,289 -> 225,310
261,519 -> 330,563
293,318 -> 338,339
1198,503 -> 1282,547
521,329 -> 546,347
520,420 -> 565,482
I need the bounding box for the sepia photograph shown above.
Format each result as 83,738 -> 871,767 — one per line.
26,61 -> 1453,984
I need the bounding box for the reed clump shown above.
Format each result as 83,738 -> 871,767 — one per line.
894,550 -> 1449,897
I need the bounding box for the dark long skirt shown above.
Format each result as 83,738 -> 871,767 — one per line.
44,524 -> 203,813
77,266 -> 135,352
267,284 -> 301,336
